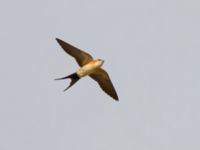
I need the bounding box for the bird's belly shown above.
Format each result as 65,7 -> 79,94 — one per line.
77,63 -> 99,77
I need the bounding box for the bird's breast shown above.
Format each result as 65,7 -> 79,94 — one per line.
76,61 -> 100,77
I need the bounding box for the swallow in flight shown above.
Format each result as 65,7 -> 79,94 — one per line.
55,38 -> 119,101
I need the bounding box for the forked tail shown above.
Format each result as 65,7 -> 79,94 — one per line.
55,72 -> 80,91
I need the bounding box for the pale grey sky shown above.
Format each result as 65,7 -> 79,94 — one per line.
1,0 -> 200,150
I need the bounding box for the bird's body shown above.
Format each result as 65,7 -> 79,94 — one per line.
55,38 -> 119,101
77,59 -> 104,77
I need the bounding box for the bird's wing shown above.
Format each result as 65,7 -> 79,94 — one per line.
56,38 -> 93,66
90,69 -> 119,101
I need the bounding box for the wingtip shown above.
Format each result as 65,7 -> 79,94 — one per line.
114,97 -> 119,101
55,38 -> 60,42
113,93 -> 119,101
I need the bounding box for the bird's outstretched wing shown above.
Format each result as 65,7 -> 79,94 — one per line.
56,38 -> 93,66
90,69 -> 119,101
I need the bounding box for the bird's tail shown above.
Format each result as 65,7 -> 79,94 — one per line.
55,72 -> 80,91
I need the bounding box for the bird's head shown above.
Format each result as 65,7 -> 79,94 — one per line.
94,59 -> 104,67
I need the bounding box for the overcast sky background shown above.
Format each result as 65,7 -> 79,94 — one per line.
1,0 -> 200,150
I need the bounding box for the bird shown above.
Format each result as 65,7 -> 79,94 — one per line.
55,38 -> 119,101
